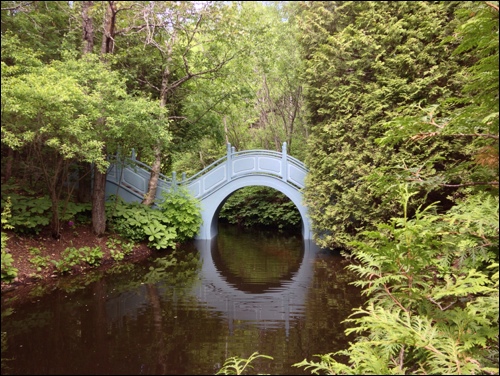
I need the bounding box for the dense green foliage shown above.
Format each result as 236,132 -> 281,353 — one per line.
1,198 -> 17,282
293,1 -> 499,374
1,1 -> 307,238
298,1 -> 474,250
294,186 -> 498,374
1,38 -> 170,236
52,245 -> 104,274
1,183 -> 91,234
219,186 -> 301,230
107,188 -> 202,250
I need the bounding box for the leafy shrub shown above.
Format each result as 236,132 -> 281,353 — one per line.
106,237 -> 135,261
28,247 -> 51,272
156,186 -> 202,242
1,251 -> 18,282
107,188 -> 201,250
52,246 -> 103,274
107,198 -> 176,249
0,184 -> 91,234
1,198 -> 18,282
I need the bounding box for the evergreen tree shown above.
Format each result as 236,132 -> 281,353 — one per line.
295,1 -> 498,374
297,1 -> 470,249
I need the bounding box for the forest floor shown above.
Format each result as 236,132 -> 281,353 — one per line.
1,223 -> 153,296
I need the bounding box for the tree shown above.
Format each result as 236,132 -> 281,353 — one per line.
100,1 -> 238,206
295,1 -> 499,374
1,52 -> 170,238
297,1 -> 470,249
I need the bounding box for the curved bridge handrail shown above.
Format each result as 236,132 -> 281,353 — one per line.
232,148 -> 308,174
287,155 -> 308,171
125,158 -> 172,183
181,143 -> 308,187
180,153 -> 229,185
119,152 -> 173,184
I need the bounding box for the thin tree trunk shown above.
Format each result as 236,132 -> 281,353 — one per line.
3,147 -> 15,183
142,65 -> 170,206
91,1 -> 117,235
142,146 -> 162,206
81,1 -> 94,54
92,168 -> 107,235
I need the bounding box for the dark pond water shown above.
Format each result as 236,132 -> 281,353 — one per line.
1,224 -> 364,375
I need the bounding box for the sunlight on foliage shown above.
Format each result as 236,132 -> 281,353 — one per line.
216,352 -> 274,375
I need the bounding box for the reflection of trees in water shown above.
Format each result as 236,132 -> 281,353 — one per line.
142,249 -> 203,373
146,284 -> 167,374
1,230 -> 365,375
300,254 -> 365,355
213,225 -> 304,293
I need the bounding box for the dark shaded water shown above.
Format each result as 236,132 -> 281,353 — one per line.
1,224 -> 364,375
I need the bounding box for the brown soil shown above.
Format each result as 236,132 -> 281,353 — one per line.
1,222 -> 153,295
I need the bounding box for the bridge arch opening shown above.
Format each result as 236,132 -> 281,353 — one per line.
216,185 -> 301,232
197,176 -> 312,240
210,225 -> 304,294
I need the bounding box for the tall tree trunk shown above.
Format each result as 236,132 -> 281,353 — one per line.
81,1 -> 94,54
91,168 -> 107,235
100,1 -> 116,55
90,1 -> 117,235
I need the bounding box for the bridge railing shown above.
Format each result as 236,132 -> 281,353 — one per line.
180,142 -> 307,200
106,142 -> 308,203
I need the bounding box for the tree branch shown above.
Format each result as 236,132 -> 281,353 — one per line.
1,1 -> 33,11
486,2 -> 499,11
440,181 -> 498,187
411,132 -> 499,141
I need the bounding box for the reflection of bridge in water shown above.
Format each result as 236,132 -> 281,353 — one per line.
106,142 -> 312,240
192,237 -> 320,335
105,236 -> 320,336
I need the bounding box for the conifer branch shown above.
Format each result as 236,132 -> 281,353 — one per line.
440,181 -> 499,187
485,2 -> 499,11
411,132 -> 499,140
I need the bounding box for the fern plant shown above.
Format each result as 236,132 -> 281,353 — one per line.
216,352 -> 273,375
294,185 -> 499,375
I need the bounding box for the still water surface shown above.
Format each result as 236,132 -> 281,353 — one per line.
1,224 -> 364,375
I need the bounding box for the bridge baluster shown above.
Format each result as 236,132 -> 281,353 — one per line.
172,171 -> 177,191
226,143 -> 232,183
282,142 -> 288,182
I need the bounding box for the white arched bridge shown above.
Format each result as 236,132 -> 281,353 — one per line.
105,142 -> 312,240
